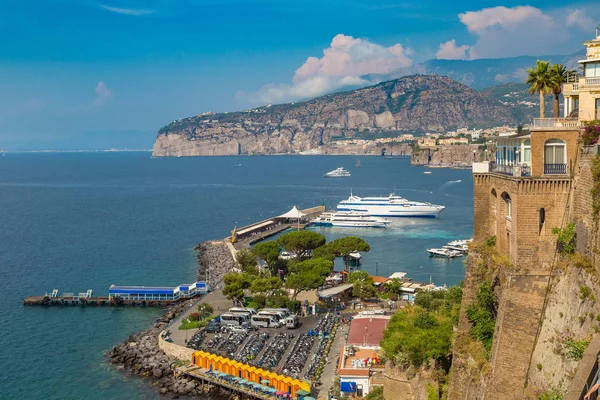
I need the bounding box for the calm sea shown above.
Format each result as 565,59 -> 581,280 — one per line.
0,153 -> 472,399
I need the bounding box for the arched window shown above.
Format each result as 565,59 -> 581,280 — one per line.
501,192 -> 512,219
523,140 -> 531,162
544,139 -> 566,164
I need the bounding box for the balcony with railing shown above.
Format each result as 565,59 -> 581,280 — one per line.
563,82 -> 579,93
544,163 -> 567,175
585,77 -> 600,87
490,163 -> 514,176
531,118 -> 580,130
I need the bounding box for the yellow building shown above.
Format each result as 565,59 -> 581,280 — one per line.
562,26 -> 600,121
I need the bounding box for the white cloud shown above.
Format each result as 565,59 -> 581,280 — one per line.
436,40 -> 470,60
93,82 -> 112,106
566,9 -> 596,32
457,6 -> 556,59
245,34 -> 412,104
98,4 -> 154,16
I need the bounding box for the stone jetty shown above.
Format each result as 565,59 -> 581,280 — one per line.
107,240 -> 237,397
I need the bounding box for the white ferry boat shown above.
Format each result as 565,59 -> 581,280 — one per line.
337,193 -> 445,217
324,167 -> 351,177
313,211 -> 391,228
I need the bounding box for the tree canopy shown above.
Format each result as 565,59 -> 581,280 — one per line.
352,280 -> 377,300
252,241 -> 281,272
348,270 -> 373,284
381,286 -> 463,368
549,63 -> 568,118
277,231 -> 326,259
526,60 -> 552,118
235,248 -> 258,272
223,272 -> 255,300
313,236 -> 370,261
285,258 -> 333,299
250,276 -> 283,296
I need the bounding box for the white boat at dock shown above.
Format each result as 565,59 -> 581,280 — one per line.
427,248 -> 463,258
442,239 -> 472,253
279,251 -> 297,260
324,167 -> 351,177
313,211 -> 391,228
347,251 -> 362,260
337,193 -> 445,217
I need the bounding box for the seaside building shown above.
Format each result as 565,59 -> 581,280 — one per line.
108,281 -> 207,302
337,315 -> 389,397
452,28 -> 600,399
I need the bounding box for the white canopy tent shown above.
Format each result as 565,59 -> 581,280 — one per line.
277,206 -> 306,219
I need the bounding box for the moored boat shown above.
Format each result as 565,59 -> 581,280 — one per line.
313,211 -> 391,228
427,248 -> 463,258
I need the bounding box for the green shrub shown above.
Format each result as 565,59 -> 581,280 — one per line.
592,155 -> 600,216
537,387 -> 563,400
485,236 -> 496,248
580,285 -> 591,300
381,287 -> 462,368
552,222 -> 576,255
426,384 -> 440,400
465,282 -> 497,354
536,363 -> 543,371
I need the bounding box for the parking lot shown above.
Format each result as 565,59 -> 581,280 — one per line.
186,313 -> 338,382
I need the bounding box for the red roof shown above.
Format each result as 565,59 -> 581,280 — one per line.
371,276 -> 389,284
346,318 -> 389,346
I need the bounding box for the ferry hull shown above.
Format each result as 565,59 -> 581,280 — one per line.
336,205 -> 444,217
313,221 -> 387,228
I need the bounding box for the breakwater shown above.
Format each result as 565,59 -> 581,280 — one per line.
107,240 -> 236,398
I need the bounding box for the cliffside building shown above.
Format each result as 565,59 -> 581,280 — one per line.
450,29 -> 600,399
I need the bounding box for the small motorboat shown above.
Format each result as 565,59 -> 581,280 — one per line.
427,248 -> 463,258
347,251 -> 362,260
423,171 -> 432,175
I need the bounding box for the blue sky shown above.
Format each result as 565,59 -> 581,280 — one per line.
0,0 -> 598,149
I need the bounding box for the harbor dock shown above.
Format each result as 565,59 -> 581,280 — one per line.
23,281 -> 207,307
231,205 -> 324,250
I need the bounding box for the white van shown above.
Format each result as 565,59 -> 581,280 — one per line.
285,315 -> 298,329
220,313 -> 248,328
251,314 -> 278,328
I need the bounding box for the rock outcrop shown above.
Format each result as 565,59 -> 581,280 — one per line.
152,75 -> 522,157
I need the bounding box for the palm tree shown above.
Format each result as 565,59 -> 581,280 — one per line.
549,64 -> 568,118
526,60 -> 552,119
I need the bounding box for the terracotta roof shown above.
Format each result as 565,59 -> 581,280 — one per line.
371,276 -> 389,284
347,318 -> 389,346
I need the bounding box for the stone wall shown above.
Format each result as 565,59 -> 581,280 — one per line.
530,129 -> 578,177
158,332 -> 195,361
411,144 -> 483,167
383,363 -> 435,400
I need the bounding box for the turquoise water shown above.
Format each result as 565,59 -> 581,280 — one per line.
0,153 -> 472,399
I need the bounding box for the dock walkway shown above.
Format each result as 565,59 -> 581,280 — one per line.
177,365 -> 278,400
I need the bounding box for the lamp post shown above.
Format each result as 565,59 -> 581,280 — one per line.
485,148 -> 488,161
473,150 -> 476,162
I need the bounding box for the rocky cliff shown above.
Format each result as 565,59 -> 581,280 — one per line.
152,75 -> 522,157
